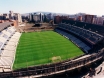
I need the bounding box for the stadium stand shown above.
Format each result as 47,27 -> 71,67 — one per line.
0,48 -> 103,78
62,19 -> 104,36
55,28 -> 91,53
0,21 -> 104,77
55,23 -> 104,53
59,23 -> 103,43
0,22 -> 21,72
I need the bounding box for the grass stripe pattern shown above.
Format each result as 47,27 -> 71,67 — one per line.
13,31 -> 83,70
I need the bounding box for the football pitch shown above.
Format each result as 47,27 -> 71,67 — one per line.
13,31 -> 84,70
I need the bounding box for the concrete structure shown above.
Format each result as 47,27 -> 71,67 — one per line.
84,15 -> 94,24
9,11 -> 14,20
33,13 -> 44,23
68,13 -> 86,22
33,14 -> 40,22
0,14 -> 3,20
93,17 -> 104,25
77,16 -> 83,21
17,13 -> 22,23
46,13 -> 54,21
0,11 -> 22,26
92,18 -> 97,24
14,13 -> 22,23
29,13 -> 33,22
54,16 -> 62,24
3,13 -> 9,20
96,17 -> 104,25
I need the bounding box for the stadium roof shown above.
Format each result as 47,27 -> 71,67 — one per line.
0,22 -> 13,32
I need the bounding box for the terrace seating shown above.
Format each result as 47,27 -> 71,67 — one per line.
0,26 -> 16,50
58,23 -> 104,46
55,29 -> 91,53
4,45 -> 16,51
0,37 -> 8,50
6,42 -> 17,46
1,50 -> 15,57
62,20 -> 104,36
0,25 -> 21,72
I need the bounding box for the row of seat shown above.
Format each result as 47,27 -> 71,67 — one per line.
0,26 -> 21,72
55,29 -> 91,53
62,19 -> 104,36
58,23 -> 104,45
0,26 -> 16,51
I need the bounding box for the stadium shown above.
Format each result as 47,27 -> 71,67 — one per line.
0,20 -> 104,78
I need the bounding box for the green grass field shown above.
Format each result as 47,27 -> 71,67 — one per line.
13,31 -> 84,70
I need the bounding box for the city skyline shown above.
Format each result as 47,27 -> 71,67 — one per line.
0,0 -> 104,16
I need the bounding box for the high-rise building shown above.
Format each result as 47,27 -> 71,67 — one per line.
9,11 -> 14,19
92,18 -> 97,24
96,17 -> 104,25
3,13 -> 9,20
84,15 -> 94,23
54,16 -> 62,24
46,13 -> 54,21
77,16 -> 82,21
0,14 -> 3,20
29,13 -> 33,22
32,13 -> 43,23
14,13 -> 22,23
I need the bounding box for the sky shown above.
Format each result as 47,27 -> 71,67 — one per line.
0,0 -> 104,16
